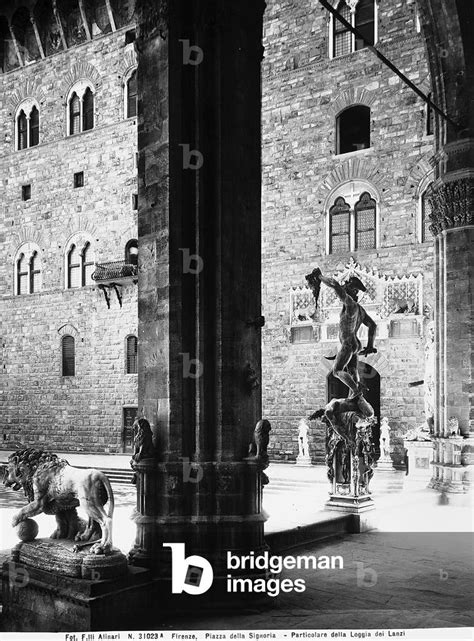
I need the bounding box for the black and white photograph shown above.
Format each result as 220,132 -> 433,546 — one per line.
0,0 -> 473,639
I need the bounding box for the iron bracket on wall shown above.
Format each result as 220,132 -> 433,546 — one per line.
97,283 -> 123,309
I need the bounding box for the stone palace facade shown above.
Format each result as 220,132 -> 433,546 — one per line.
0,0 -> 139,453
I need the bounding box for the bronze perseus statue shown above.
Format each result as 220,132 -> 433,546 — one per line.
306,267 -> 377,398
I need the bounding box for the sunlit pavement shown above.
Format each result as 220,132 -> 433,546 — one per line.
1,463 -> 472,556
1,463 -> 473,632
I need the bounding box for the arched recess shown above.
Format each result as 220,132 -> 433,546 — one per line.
11,6 -> 41,64
84,0 -> 112,36
109,0 -> 136,30
0,15 -> 20,72
327,364 -> 381,456
56,0 -> 86,47
34,0 -> 64,56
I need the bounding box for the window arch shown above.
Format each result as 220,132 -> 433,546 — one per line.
354,192 -> 376,249
16,254 -> 28,295
329,197 -> 351,253
14,243 -> 42,295
67,81 -> 95,135
66,236 -> 95,288
125,69 -> 138,118
336,105 -> 371,154
126,335 -> 138,374
326,180 -> 380,254
330,0 -> 377,59
62,335 -> 75,376
29,251 -> 41,293
16,100 -> 40,150
125,239 -> 138,265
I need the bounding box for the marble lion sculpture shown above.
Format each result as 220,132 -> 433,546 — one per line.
4,448 -> 114,555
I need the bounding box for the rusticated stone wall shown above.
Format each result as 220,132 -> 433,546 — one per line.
0,23 -> 138,453
261,0 -> 436,463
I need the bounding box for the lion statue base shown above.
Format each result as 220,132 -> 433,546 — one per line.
4,449 -> 115,556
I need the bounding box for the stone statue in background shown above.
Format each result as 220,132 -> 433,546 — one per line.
424,321 -> 435,431
296,418 -> 312,466
131,417 -> 156,463
380,417 -> 391,460
306,267 -> 377,397
298,418 -> 310,457
248,419 -> 272,484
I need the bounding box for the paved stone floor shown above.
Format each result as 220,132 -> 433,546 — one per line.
0,458 -> 472,635
157,532 -> 474,631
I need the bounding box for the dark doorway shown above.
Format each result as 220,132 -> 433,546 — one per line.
327,363 -> 381,457
122,406 -> 138,453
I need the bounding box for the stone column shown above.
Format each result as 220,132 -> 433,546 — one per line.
130,0 -> 268,582
429,140 -> 474,492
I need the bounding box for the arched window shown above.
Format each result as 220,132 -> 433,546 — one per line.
326,181 -> 379,254
17,110 -> 28,150
125,239 -> 138,265
83,87 -> 94,131
17,254 -> 28,294
69,92 -> 81,135
336,105 -> 370,154
331,0 -> 376,58
126,69 -> 138,118
329,197 -> 351,253
82,242 -> 94,284
16,101 -> 40,150
62,335 -> 75,376
126,335 -> 138,374
354,0 -> 375,50
29,251 -> 41,293
333,1 -> 351,57
67,244 -> 81,288
67,83 -> 95,135
66,238 -> 95,288
354,192 -> 376,249
30,106 -> 39,146
15,245 -> 42,295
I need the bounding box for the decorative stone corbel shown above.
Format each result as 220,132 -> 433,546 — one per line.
428,177 -> 474,235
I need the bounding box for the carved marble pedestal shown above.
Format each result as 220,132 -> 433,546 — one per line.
404,438 -> 433,484
326,448 -> 375,514
429,435 -> 471,493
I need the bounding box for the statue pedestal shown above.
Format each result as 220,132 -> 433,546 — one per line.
377,457 -> 396,472
430,435 -> 470,493
326,449 -> 375,515
296,454 -> 312,467
2,541 -> 152,632
326,493 -> 375,514
404,439 -> 433,483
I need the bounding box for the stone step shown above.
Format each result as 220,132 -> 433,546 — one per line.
75,466 -> 134,485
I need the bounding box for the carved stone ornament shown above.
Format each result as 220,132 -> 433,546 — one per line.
428,178 -> 474,236
345,0 -> 359,12
136,0 -> 168,40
